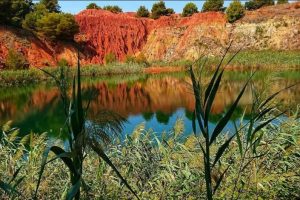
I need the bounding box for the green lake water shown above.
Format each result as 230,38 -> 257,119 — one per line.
0,70 -> 299,139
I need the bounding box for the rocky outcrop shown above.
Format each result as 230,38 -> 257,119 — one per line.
0,2 -> 299,67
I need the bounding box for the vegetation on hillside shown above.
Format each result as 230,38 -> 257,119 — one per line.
151,1 -> 174,19
202,0 -> 224,12
136,6 -> 150,18
103,5 -> 123,13
226,0 -> 245,23
4,49 -> 28,70
86,3 -> 101,10
182,2 -> 199,17
245,0 -> 275,10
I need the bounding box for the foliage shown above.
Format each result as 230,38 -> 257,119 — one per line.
1,116 -> 300,199
57,58 -> 69,67
0,0 -> 32,27
188,44 -> 298,199
36,12 -> 79,40
40,0 -> 60,12
32,53 -> 138,199
125,53 -> 149,66
104,52 -> 117,64
136,6 -> 150,18
202,0 -> 224,12
4,49 -> 29,70
151,1 -> 174,19
103,5 -> 123,13
277,0 -> 288,4
22,3 -> 49,32
86,3 -> 100,9
226,0 -> 245,23
182,2 -> 198,17
245,0 -> 275,10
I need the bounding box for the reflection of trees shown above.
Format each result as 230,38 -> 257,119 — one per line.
185,110 -> 193,121
156,111 -> 172,125
142,112 -> 154,121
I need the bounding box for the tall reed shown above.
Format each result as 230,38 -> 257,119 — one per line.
34,52 -> 139,199
189,44 -> 297,199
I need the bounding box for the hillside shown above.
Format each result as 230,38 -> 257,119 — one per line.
0,2 -> 299,67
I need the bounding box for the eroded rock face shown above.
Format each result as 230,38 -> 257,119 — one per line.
0,2 -> 299,67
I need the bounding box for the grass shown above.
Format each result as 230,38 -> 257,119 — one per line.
1,117 -> 300,199
0,50 -> 299,87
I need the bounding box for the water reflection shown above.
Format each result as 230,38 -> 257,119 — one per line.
0,71 -> 299,138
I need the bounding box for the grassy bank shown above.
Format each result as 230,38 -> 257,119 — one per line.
1,118 -> 300,199
0,50 -> 299,87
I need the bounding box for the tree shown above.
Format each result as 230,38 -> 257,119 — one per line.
5,49 -> 29,70
136,6 -> 150,17
277,0 -> 288,4
151,1 -> 174,19
0,0 -> 12,24
226,0 -> 245,23
40,0 -> 60,12
86,3 -> 100,9
182,2 -> 198,17
22,3 -> 49,32
245,0 -> 275,10
202,0 -> 224,12
0,0 -> 32,27
36,13 -> 79,40
103,5 -> 123,13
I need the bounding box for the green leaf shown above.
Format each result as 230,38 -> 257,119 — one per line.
49,146 -> 77,175
213,165 -> 230,194
234,121 -> 243,156
210,72 -> 255,145
66,178 -> 81,200
212,135 -> 235,168
90,140 -> 140,200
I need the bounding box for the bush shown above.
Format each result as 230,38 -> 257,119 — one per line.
151,1 -> 174,19
104,52 -> 117,64
0,0 -> 32,27
40,0 -> 60,12
57,58 -> 69,67
245,0 -> 274,10
136,6 -> 150,17
125,54 -> 149,66
103,5 -> 122,13
226,0 -> 245,23
36,12 -> 79,40
5,49 -> 29,70
182,2 -> 198,17
86,3 -> 100,9
22,3 -> 49,32
277,0 -> 288,4
202,0 -> 224,12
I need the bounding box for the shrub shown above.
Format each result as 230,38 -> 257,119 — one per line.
22,3 -> 49,32
57,58 -> 69,67
136,6 -> 150,17
277,0 -> 288,4
0,0 -> 32,27
104,52 -> 117,64
202,0 -> 224,12
5,49 -> 29,70
226,0 -> 245,23
151,1 -> 174,19
125,53 -> 149,66
36,12 -> 79,40
40,0 -> 60,12
103,5 -> 123,13
245,0 -> 275,10
182,2 -> 198,17
86,3 -> 100,9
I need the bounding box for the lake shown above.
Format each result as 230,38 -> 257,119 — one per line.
0,70 -> 299,139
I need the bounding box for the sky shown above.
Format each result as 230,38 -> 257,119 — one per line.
31,1 -> 296,14
57,1 -> 233,14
